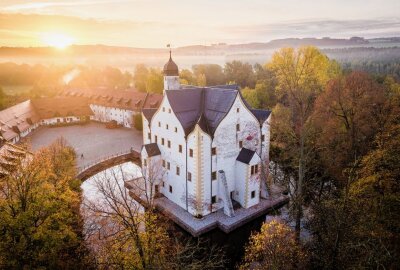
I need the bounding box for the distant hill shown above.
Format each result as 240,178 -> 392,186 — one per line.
1,37 -> 399,70
1,37 -> 400,57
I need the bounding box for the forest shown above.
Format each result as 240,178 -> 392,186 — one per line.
0,46 -> 399,269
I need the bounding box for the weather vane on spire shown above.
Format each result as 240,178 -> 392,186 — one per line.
167,44 -> 171,58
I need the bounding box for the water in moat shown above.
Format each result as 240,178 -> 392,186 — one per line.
81,161 -> 294,269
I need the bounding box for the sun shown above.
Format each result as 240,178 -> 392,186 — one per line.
42,33 -> 74,49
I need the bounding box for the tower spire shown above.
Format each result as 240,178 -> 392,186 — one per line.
163,44 -> 180,91
167,43 -> 172,59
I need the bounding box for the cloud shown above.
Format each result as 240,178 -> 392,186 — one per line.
0,13 -> 204,47
223,18 -> 400,41
2,0 -> 131,12
1,13 -> 399,47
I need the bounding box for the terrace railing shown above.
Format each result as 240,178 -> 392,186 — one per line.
77,149 -> 140,176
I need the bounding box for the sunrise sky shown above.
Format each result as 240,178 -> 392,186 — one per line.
1,0 -> 400,48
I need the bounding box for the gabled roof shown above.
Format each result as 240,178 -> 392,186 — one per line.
143,93 -> 162,109
251,109 -> 271,124
236,148 -> 256,164
165,84 -> 270,137
142,108 -> 157,122
165,88 -> 203,135
143,143 -> 161,157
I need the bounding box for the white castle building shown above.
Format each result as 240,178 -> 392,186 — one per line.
141,54 -> 271,217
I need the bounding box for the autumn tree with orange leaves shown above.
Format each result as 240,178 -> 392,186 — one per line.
240,219 -> 307,270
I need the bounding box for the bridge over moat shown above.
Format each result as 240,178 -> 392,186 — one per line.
76,150 -> 141,181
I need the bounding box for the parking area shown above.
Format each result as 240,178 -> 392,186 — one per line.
24,122 -> 143,169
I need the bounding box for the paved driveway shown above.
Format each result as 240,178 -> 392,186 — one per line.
25,122 -> 143,169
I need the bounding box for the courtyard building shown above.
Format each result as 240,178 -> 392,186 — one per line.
59,87 -> 162,128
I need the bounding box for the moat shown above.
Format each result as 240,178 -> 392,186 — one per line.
81,161 -> 291,269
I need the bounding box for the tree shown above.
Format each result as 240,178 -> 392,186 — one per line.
83,163 -> 225,269
268,46 -> 335,238
309,124 -> 400,269
241,87 -> 260,108
134,113 -> 143,130
312,71 -> 391,186
307,74 -> 400,269
197,73 -> 207,87
0,138 -> 91,269
240,219 -> 307,270
146,68 -> 164,94
241,82 -> 277,110
348,123 -> 400,268
192,64 -> 225,86
224,61 -> 255,88
180,69 -> 196,85
134,64 -> 149,92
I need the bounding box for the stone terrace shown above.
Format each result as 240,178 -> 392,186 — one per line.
125,178 -> 289,237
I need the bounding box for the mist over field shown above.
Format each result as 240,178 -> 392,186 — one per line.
1,37 -> 400,71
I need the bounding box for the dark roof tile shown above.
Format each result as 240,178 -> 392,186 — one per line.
143,143 -> 161,157
165,84 -> 268,136
251,109 -> 271,124
236,148 -> 256,164
142,108 -> 157,121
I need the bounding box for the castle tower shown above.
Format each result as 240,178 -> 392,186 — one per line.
163,50 -> 180,91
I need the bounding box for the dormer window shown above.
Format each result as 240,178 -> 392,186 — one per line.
236,124 -> 240,131
158,122 -> 161,127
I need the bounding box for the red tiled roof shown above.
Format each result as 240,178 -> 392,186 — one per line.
143,93 -> 163,109
31,97 -> 93,119
61,87 -> 162,111
0,100 -> 39,140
